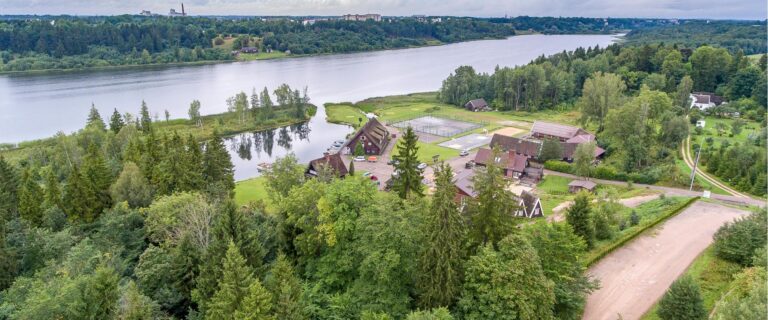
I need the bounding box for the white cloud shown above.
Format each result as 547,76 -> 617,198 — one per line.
0,0 -> 764,19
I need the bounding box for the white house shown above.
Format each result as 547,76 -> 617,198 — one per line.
690,92 -> 726,110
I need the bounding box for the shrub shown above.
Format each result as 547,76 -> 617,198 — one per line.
544,160 -> 572,173
629,210 -> 639,226
657,275 -> 707,320
713,210 -> 767,266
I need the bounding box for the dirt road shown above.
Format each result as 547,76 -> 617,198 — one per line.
681,136 -> 752,198
582,201 -> 748,320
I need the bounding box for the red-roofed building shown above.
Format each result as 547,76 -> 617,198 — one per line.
306,153 -> 348,178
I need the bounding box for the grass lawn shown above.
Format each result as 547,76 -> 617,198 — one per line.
640,246 -> 742,319
234,177 -> 280,214
415,141 -> 460,163
237,51 -> 290,61
325,103 -> 366,128
537,175 -> 572,194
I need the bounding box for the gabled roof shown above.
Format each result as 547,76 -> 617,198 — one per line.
465,98 -> 488,110
474,148 -> 509,167
566,134 -> 596,144
308,153 -> 348,177
490,134 -> 541,158
511,154 -> 527,173
520,190 -> 542,217
568,179 -> 597,190
354,117 -> 390,149
692,92 -> 725,105
561,142 -> 605,159
454,170 -> 477,198
531,121 -> 588,140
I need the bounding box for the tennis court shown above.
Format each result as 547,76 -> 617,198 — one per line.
390,115 -> 483,137
438,133 -> 491,150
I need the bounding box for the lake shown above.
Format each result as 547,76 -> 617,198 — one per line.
0,34 -> 620,180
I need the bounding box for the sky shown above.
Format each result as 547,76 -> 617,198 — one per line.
0,0 -> 765,20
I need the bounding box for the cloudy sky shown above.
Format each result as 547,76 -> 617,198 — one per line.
1,0 -> 765,19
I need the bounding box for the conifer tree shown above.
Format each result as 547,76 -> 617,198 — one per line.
79,265 -> 120,319
0,156 -> 20,217
235,281 -> 275,320
109,108 -> 125,134
348,159 -> 355,176
156,132 -> 190,195
566,191 -> 595,248
468,147 -> 517,248
657,275 -> 707,320
392,126 -> 424,199
260,87 -> 274,119
44,169 -> 62,210
138,100 -> 152,133
62,165 -> 98,223
86,103 -> 107,131
82,143 -> 113,213
17,167 -> 44,226
185,134 -> 205,190
264,253 -> 304,320
203,132 -> 235,198
417,163 -> 465,309
110,162 -> 153,208
205,241 -> 256,320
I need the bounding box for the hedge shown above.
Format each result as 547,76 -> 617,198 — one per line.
583,197 -> 700,267
544,160 -> 659,184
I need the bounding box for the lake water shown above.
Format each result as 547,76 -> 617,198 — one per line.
0,34 -> 620,180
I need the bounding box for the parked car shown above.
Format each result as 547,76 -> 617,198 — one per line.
354,156 -> 366,162
362,171 -> 372,177
465,160 -> 475,169
460,149 -> 469,156
334,140 -> 346,145
387,159 -> 400,166
417,163 -> 428,170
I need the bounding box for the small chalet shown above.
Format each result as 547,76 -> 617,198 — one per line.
306,153 -> 348,178
346,117 -> 391,155
489,134 -> 542,158
690,92 -> 726,110
513,191 -> 544,218
474,148 -> 529,179
568,180 -> 597,193
464,98 -> 490,112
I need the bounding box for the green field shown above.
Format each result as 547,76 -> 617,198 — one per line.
237,51 -> 290,61
235,177 -> 269,205
640,246 -> 742,320
415,141 -> 460,164
324,103 -> 366,128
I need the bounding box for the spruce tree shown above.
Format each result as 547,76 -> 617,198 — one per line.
468,147 -> 517,248
0,156 -> 19,217
392,126 -> 424,199
348,159 -> 355,176
44,169 -> 62,210
260,87 -> 274,119
185,134 -> 205,191
79,265 -> 120,319
264,253 -> 304,320
203,132 -> 235,198
156,133 -> 189,195
205,241 -> 256,320
417,163 -> 466,309
109,108 -> 125,134
236,280 -> 275,320
86,103 -> 107,131
138,100 -> 152,133
566,191 -> 595,248
17,167 -> 44,226
82,143 -> 113,214
62,165 -> 98,223
657,275 -> 707,320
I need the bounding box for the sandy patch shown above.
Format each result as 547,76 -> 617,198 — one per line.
491,126 -> 526,137
582,201 -> 748,320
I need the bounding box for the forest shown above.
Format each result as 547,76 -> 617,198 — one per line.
0,15 -> 687,72
624,20 -> 767,55
438,43 -> 767,195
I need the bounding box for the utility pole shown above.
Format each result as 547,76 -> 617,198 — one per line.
688,143 -> 701,191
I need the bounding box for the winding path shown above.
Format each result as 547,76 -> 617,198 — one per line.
681,136 -> 752,198
582,201 -> 748,320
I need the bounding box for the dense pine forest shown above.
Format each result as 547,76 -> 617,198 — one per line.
439,43 -> 767,195
0,15 -> 685,72
624,20 -> 767,55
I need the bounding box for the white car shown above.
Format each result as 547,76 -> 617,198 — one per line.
417,163 -> 428,170
354,156 -> 366,162
459,149 -> 469,156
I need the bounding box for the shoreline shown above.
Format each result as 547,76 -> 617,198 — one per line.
0,32 -> 628,76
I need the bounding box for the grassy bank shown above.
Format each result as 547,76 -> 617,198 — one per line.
640,246 -> 742,320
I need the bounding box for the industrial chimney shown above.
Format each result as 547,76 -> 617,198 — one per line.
181,3 -> 185,16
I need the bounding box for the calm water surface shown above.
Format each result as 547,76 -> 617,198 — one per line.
0,34 -> 620,180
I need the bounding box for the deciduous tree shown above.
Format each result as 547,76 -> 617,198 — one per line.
578,72 -> 626,132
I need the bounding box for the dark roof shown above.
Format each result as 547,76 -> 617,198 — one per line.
474,148 -> 509,167
353,117 -> 390,149
308,153 -> 348,177
464,98 -> 489,110
568,180 -> 597,190
454,170 -> 477,198
490,134 -> 541,157
520,191 -> 541,216
566,134 -> 596,144
531,121 -> 589,140
511,154 -> 527,173
561,142 -> 604,159
692,92 -> 725,105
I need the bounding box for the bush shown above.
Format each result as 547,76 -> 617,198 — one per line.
629,210 -> 639,226
544,160 -> 572,173
713,210 -> 767,266
657,275 -> 707,320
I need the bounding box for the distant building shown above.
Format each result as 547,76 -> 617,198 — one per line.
464,98 -> 490,112
412,15 -> 427,22
342,14 -> 381,22
690,92 -> 726,110
529,121 -> 604,161
239,47 -> 259,54
139,10 -> 153,16
169,3 -> 187,16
